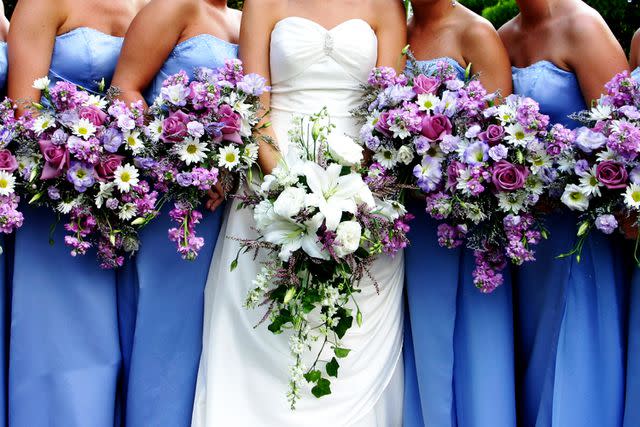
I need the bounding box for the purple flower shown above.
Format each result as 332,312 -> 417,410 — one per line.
47,186 -> 61,200
187,121 -> 205,138
488,144 -> 508,161
595,214 -> 619,235
439,134 -> 461,154
39,139 -> 70,179
413,136 -> 430,155
492,160 -> 529,191
95,154 -> 124,181
596,161 -> 628,189
106,198 -> 120,210
413,74 -> 440,95
217,105 -> 242,144
161,110 -> 190,143
437,223 -> 467,249
66,162 -> 96,192
413,157 -> 443,192
574,127 -> 606,153
421,114 -> 452,141
176,172 -> 194,187
0,149 -> 18,172
237,73 -> 269,96
51,129 -> 69,145
134,157 -> 156,170
463,141 -> 489,165
479,124 -> 505,145
630,166 -> 640,185
101,127 -> 124,153
574,159 -> 590,176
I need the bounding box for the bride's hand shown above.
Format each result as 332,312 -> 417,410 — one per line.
206,182 -> 225,212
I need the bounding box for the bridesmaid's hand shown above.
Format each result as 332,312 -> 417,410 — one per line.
206,182 -> 225,212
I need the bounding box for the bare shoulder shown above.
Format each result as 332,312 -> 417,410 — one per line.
144,0 -> 200,17
370,0 -> 406,27
497,14 -> 519,41
564,3 -> 612,42
460,10 -> 500,45
243,0 -> 287,16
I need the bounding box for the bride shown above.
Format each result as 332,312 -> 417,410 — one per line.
192,0 -> 407,425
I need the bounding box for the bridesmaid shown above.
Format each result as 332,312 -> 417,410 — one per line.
403,2 -> 515,427
499,1 -> 629,426
109,1 -> 239,425
625,28 -> 640,427
7,0 -> 145,425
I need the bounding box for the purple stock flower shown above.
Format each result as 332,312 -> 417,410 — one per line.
595,214 -> 619,235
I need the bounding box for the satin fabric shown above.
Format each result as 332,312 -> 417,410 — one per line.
0,40 -> 9,427
513,60 -> 626,427
117,35 -> 237,427
403,58 -> 517,427
624,66 -> 640,427
9,28 -> 123,427
0,42 -> 7,90
192,18 -> 404,426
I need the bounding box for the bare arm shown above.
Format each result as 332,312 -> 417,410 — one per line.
567,12 -> 629,105
111,0 -> 194,106
8,0 -> 66,113
462,19 -> 513,95
373,0 -> 406,71
239,0 -> 283,175
0,1 -> 8,40
630,29 -> 640,71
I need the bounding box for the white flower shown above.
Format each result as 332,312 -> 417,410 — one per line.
124,130 -> 145,154
397,145 -> 415,165
178,138 -> 209,165
374,198 -> 407,220
113,164 -> 140,193
118,203 -> 138,220
465,202 -> 488,224
253,200 -> 276,229
84,95 -> 108,109
242,143 -> 259,164
304,162 -> 373,230
32,115 -> 56,135
0,171 -> 15,196
417,93 -> 439,112
218,145 -> 241,170
57,199 -> 79,215
273,186 -> 307,218
557,154 -> 577,173
589,100 -> 612,121
578,167 -> 602,198
504,123 -> 534,147
334,221 -> 362,257
263,213 -> 328,261
624,184 -> 640,209
326,133 -> 364,166
95,182 -> 115,208
596,149 -> 621,162
32,77 -> 51,90
497,191 -> 527,214
373,146 -> 398,169
187,121 -> 205,138
147,118 -> 163,142
72,118 -> 97,140
561,184 -> 590,211
495,104 -> 517,124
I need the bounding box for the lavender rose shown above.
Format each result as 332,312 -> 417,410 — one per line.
492,160 -> 529,191
374,111 -> 392,137
79,106 -> 107,126
479,124 -> 505,145
95,154 -> 125,180
413,74 -> 440,95
39,139 -> 70,179
0,149 -> 19,172
161,110 -> 190,143
421,114 -> 452,141
596,161 -> 628,189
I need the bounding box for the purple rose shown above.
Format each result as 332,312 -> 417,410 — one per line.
80,106 -> 107,126
479,124 -> 505,146
413,74 -> 440,95
374,111 -> 392,137
421,114 -> 452,141
95,154 -> 124,181
218,105 -> 242,144
492,160 -> 529,191
39,139 -> 70,179
596,161 -> 628,189
446,161 -> 464,189
161,110 -> 190,143
0,149 -> 18,172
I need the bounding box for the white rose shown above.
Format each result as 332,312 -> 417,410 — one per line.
334,221 -> 362,258
273,186 -> 307,218
253,200 -> 276,229
326,133 -> 364,166
397,145 -> 415,165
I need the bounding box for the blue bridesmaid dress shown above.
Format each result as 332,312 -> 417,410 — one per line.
512,61 -> 626,427
0,40 -> 9,427
9,28 -> 124,427
117,35 -> 238,427
624,66 -> 640,427
403,58 -> 517,427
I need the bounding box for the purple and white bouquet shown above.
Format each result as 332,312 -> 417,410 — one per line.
141,60 -> 268,260
15,77 -> 158,268
356,61 -> 571,292
554,71 -> 640,261
0,98 -> 25,251
236,109 -> 411,407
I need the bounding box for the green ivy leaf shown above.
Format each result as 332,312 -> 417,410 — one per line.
326,357 -> 339,378
311,378 -> 332,398
334,313 -> 353,339
304,370 -> 322,384
334,347 -> 351,358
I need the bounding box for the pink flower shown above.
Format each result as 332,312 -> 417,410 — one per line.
492,160 -> 529,191
95,154 -> 125,181
79,106 -> 107,126
39,139 -> 70,179
479,124 -> 505,146
421,114 -> 452,141
413,75 -> 440,95
161,110 -> 190,143
0,149 -> 18,172
596,161 -> 628,189
218,105 -> 242,144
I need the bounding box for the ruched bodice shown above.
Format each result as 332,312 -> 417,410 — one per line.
49,27 -> 123,92
269,17 -> 377,117
512,60 -> 586,129
0,41 -> 7,91
415,58 -> 465,80
144,35 -> 238,104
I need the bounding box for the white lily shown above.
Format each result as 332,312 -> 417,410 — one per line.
262,213 -> 328,261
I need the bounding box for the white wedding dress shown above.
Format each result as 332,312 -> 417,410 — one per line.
192,17 -> 404,426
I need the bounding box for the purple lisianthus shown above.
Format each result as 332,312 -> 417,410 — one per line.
492,160 -> 528,191
176,172 -> 194,187
67,162 -> 96,193
134,157 -> 157,170
463,141 -> 489,165
237,73 -> 269,96
439,134 -> 460,154
413,135 -> 431,155
51,129 -> 69,145
574,127 -> 606,153
595,214 -> 619,235
574,159 -> 590,176
413,157 -> 443,192
596,160 -> 628,189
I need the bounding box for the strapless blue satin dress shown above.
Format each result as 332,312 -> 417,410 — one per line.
403,58 -> 516,427
625,66 -> 640,427
513,60 -> 626,427
9,28 -> 124,427
0,40 -> 9,427
117,35 -> 237,427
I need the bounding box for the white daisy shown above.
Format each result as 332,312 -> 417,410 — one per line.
113,164 -> 140,193
465,202 -> 488,224
218,145 -> 241,170
146,118 -> 164,143
596,148 -> 622,162
72,118 -> 97,140
0,171 -> 16,196
557,154 -> 577,174
95,182 -> 115,209
504,123 -> 534,147
578,167 -> 602,198
84,95 -> 108,109
526,176 -> 545,197
118,203 -> 138,221
57,199 -> 79,215
178,138 -> 209,165
373,146 -> 399,169
32,115 -> 56,135
497,191 -> 527,214
242,143 -> 259,164
589,100 -> 612,121
32,77 -> 51,91
624,184 -> 640,209
124,130 -> 145,154
495,104 -> 517,124
416,93 -> 440,112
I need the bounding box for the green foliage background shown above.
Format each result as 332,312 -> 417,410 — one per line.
4,0 -> 640,51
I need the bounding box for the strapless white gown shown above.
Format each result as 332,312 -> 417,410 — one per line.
191,17 -> 404,426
